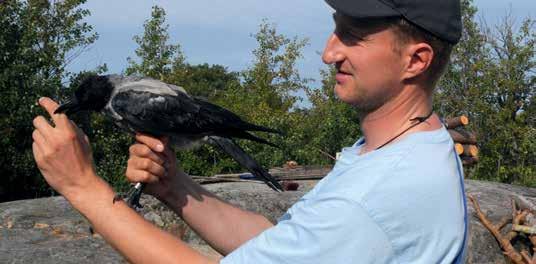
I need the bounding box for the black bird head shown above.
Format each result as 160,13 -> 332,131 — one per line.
55,75 -> 114,115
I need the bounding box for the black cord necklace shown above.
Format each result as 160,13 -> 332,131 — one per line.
375,110 -> 434,150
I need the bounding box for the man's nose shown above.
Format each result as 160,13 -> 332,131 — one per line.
322,33 -> 345,65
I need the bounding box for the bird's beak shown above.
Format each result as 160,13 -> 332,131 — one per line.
54,100 -> 81,115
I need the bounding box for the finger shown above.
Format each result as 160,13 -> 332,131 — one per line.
32,130 -> 48,158
129,144 -> 165,165
38,97 -> 69,127
33,116 -> 54,136
83,133 -> 90,145
32,142 -> 43,161
125,168 -> 159,184
128,157 -> 166,177
135,133 -> 165,153
32,129 -> 46,145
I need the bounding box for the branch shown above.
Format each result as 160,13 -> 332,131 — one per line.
468,194 -> 526,264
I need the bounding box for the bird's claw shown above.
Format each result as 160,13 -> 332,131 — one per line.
125,185 -> 144,209
112,194 -> 123,204
112,183 -> 144,210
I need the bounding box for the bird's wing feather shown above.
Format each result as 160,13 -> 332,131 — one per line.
110,90 -> 272,138
111,90 -> 202,136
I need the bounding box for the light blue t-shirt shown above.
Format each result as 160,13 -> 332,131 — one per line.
221,126 -> 467,263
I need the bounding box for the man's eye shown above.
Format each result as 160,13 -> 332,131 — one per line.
335,26 -> 365,45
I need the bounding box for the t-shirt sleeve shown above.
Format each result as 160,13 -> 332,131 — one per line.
219,195 -> 395,264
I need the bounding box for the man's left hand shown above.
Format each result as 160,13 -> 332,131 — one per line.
32,97 -> 99,202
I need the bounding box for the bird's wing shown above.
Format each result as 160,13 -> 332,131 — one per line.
111,90 -> 279,142
111,90 -> 204,136
194,98 -> 281,134
208,136 -> 283,192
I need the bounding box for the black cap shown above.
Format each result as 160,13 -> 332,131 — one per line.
325,0 -> 462,44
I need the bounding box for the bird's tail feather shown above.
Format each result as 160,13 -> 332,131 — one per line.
244,124 -> 283,135
208,136 -> 283,192
234,131 -> 279,149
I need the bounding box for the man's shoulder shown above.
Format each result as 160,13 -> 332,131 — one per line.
313,129 -> 453,201
296,128 -> 465,262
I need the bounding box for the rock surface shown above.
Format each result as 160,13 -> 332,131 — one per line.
0,179 -> 535,263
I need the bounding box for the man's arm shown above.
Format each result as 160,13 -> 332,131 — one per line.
32,97 -> 217,264
71,177 -> 218,264
127,135 -> 274,256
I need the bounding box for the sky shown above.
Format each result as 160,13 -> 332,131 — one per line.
68,0 -> 536,90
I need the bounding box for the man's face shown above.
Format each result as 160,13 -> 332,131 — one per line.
322,13 -> 406,113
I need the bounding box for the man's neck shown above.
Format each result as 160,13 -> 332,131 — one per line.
358,85 -> 441,155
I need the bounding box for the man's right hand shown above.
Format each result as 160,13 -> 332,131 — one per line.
126,133 -> 274,255
125,133 -> 180,200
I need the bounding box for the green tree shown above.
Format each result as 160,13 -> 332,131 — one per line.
0,0 -> 97,201
215,20 -> 311,170
167,63 -> 240,100
437,0 -> 536,186
477,15 -> 535,185
125,5 -> 185,80
296,66 -> 361,165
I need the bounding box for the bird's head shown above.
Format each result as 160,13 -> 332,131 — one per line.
55,74 -> 114,115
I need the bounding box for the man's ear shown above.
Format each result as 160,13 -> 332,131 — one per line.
401,43 -> 434,81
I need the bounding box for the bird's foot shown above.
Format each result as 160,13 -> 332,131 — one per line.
125,183 -> 144,209
112,183 -> 144,210
112,193 -> 123,204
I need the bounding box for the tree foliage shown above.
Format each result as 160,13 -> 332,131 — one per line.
214,20 -> 311,170
437,0 -> 536,186
0,0 -> 97,201
125,5 -> 185,80
1,1 -> 535,202
297,67 -> 361,164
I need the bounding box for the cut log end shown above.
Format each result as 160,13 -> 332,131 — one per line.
463,144 -> 479,157
460,115 -> 469,126
455,143 -> 464,155
446,115 -> 470,129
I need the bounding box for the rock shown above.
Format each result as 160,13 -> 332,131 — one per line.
464,180 -> 536,263
0,196 -> 124,263
1,179 -> 535,263
143,212 -> 164,227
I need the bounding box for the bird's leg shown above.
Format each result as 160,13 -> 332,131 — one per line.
125,182 -> 145,209
112,182 -> 145,210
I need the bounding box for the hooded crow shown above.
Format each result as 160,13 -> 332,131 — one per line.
55,74 -> 284,209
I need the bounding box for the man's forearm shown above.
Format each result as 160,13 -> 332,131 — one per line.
69,177 -> 217,264
160,173 -> 274,256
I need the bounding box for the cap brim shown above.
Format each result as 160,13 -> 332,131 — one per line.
325,0 -> 400,19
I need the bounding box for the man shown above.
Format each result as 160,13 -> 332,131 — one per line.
32,0 -> 466,263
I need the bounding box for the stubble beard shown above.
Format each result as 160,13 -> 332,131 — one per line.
351,87 -> 397,118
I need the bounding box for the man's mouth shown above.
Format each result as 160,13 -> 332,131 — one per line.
335,68 -> 352,84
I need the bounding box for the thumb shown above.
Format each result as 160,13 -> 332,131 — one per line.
135,133 -> 166,153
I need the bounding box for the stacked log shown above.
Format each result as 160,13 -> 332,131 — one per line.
445,115 -> 479,166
